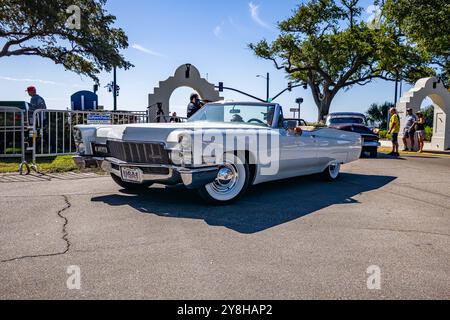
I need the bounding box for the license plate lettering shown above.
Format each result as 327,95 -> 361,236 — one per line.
121,168 -> 142,183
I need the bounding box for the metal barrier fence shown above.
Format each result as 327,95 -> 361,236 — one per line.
32,109 -> 149,164
0,107 -> 30,174
1,108 -> 189,173
155,115 -> 188,123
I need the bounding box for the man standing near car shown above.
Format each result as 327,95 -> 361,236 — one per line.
402,108 -> 417,151
187,93 -> 201,118
26,86 -> 46,124
388,107 -> 400,157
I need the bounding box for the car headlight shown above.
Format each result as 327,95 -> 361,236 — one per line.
76,142 -> 86,155
372,128 -> 380,134
73,128 -> 86,155
179,134 -> 192,150
73,127 -> 82,143
178,134 -> 193,166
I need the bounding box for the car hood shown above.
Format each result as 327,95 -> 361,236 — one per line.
329,123 -> 377,135
79,122 -> 272,144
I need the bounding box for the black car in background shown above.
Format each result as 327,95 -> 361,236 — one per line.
326,112 -> 380,158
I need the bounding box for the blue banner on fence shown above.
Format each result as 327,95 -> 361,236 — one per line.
87,114 -> 111,125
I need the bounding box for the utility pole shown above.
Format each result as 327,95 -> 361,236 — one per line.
113,66 -> 117,111
257,73 -> 270,102
394,71 -> 399,106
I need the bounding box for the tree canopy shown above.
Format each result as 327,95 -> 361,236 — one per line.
0,0 -> 133,80
366,101 -> 393,129
383,0 -> 450,85
250,0 -> 435,120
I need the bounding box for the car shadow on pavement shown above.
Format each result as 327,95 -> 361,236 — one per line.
92,173 -> 396,234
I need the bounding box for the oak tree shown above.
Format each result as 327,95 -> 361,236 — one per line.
0,0 -> 133,80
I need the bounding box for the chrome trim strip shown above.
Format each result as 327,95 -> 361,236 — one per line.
105,157 -> 174,169
107,157 -> 218,172
106,138 -> 167,148
362,141 -> 381,147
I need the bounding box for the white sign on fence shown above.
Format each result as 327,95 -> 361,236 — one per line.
87,114 -> 111,125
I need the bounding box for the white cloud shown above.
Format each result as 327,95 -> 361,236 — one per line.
131,44 -> 165,57
0,76 -> 57,85
249,2 -> 272,30
213,25 -> 222,38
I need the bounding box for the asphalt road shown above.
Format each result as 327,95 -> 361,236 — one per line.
0,154 -> 449,299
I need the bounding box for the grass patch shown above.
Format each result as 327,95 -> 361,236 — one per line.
0,155 -> 78,173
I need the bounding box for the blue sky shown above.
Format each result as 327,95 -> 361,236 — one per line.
0,0 -> 420,121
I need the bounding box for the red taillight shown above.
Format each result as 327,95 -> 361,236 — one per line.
15,114 -> 21,122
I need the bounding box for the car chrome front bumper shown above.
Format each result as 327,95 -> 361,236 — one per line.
73,156 -> 219,189
362,141 -> 381,148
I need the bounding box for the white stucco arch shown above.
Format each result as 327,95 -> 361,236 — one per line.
397,77 -> 450,150
148,64 -> 223,121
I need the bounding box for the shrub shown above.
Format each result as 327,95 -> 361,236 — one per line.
378,130 -> 392,140
307,122 -> 327,128
5,147 -> 22,154
425,126 -> 433,142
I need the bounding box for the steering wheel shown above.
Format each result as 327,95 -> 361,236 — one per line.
247,118 -> 265,125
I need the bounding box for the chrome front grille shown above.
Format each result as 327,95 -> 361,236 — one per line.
107,140 -> 170,164
362,135 -> 378,142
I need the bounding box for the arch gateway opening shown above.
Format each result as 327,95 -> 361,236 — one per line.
148,64 -> 223,122
397,77 -> 450,151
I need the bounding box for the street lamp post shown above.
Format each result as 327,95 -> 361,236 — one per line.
257,73 -> 270,102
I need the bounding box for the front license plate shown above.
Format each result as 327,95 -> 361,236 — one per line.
121,167 -> 143,183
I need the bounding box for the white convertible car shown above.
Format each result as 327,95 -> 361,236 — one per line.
73,102 -> 362,204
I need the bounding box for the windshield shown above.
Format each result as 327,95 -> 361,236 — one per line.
187,104 -> 277,127
329,117 -> 366,125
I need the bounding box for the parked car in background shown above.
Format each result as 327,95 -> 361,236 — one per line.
73,102 -> 362,204
326,112 -> 380,158
326,112 -> 368,126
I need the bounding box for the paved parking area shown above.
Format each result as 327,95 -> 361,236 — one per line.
0,172 -> 102,183
0,155 -> 449,299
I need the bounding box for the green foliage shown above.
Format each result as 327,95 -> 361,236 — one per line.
379,126 -> 433,141
366,102 -> 393,129
425,126 -> 433,142
249,0 -> 433,121
0,155 -> 77,173
383,0 -> 450,86
378,129 -> 391,140
0,0 -> 133,80
421,105 -> 434,128
4,147 -> 22,154
306,122 -> 327,127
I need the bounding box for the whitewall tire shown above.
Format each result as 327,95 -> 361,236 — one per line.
198,153 -> 250,205
321,162 -> 341,181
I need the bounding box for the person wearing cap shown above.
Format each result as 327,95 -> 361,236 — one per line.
412,111 -> 426,153
26,86 -> 46,123
187,93 -> 201,118
402,108 -> 417,151
388,107 -> 400,157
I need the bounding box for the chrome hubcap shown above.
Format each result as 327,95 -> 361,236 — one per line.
329,163 -> 340,178
211,164 -> 238,194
